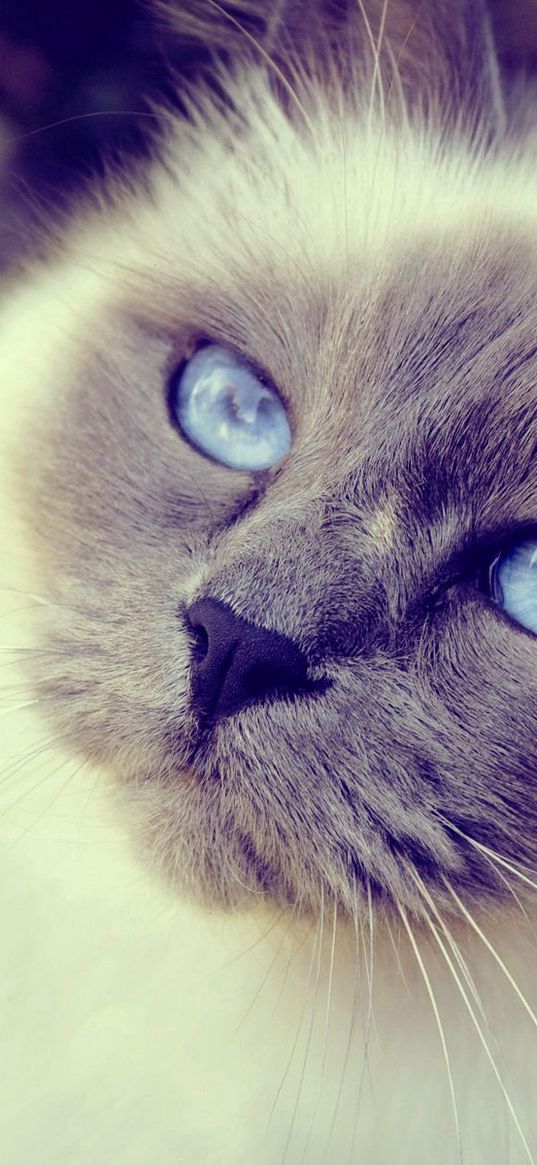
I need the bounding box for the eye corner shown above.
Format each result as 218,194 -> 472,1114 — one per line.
429,522 -> 537,629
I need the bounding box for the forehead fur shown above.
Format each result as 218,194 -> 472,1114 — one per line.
50,59 -> 537,351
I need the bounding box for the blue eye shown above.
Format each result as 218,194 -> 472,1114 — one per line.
173,344 -> 292,471
490,538 -> 537,634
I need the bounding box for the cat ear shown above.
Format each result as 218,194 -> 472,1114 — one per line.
156,0 -> 505,131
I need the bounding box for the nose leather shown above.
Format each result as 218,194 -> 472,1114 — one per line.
186,596 -> 310,723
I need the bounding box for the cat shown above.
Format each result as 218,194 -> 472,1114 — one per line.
2,1 -> 537,1161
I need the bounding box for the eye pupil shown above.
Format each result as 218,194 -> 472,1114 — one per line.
173,344 -> 291,471
224,388 -> 241,421
227,386 -> 258,426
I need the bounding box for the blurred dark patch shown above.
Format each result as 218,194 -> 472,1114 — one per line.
0,1 -> 209,271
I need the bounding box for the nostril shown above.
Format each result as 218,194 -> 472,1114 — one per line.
189,619 -> 209,663
185,596 -> 312,724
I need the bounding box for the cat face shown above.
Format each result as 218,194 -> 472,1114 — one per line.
14,3 -> 537,918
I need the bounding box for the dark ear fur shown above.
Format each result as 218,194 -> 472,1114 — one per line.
157,0 -> 504,128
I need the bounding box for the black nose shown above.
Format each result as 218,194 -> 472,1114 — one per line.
186,596 -> 310,724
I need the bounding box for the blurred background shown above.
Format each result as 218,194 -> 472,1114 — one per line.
1,0 -> 537,273
0,0 -> 208,271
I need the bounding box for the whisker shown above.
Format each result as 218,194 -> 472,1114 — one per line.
410,868 -> 487,1022
231,912 -> 290,1038
323,882 -> 361,1157
398,900 -> 462,1163
473,848 -> 537,894
267,901 -> 323,1135
0,604 -> 51,621
0,736 -> 64,788
365,879 -> 376,1038
385,914 -> 410,991
0,586 -> 52,604
421,905 -> 535,1165
445,880 -> 537,1034
370,0 -> 389,128
268,896 -> 315,1022
300,897 -> 338,1163
320,898 -> 338,1083
383,38 -> 410,131
0,645 -> 69,654
354,0 -> 385,129
348,878 -> 376,1164
7,757 -> 88,846
474,853 -> 537,945
0,699 -> 40,717
220,906 -> 287,973
281,884 -> 327,1163
0,746 -> 70,818
439,816 -> 537,894
6,110 -> 159,147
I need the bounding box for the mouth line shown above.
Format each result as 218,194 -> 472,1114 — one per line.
182,677 -> 335,785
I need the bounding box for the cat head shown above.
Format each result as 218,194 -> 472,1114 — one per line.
13,0 -> 537,920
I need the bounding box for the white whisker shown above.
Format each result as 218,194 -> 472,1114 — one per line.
0,586 -> 52,605
421,906 -> 535,1165
221,906 -> 287,973
440,817 -> 537,894
475,852 -> 537,944
7,757 -> 88,846
348,878 -> 376,1164
385,914 -> 410,991
410,868 -> 487,1022
445,880 -> 537,1034
321,898 -> 338,1080
0,644 -> 67,654
0,699 -> 40,717
0,736 -> 63,788
281,884 -> 326,1163
265,904 -> 316,1083
231,913 -> 290,1038
300,896 -> 338,1163
323,883 -> 361,1156
398,901 -> 462,1163
364,879 -> 375,1024
267,897 -> 323,1135
0,603 -> 50,621
0,747 -> 70,819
